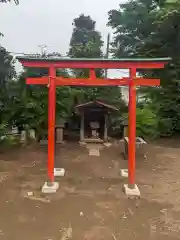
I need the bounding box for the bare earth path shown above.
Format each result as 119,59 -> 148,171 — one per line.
0,140 -> 180,239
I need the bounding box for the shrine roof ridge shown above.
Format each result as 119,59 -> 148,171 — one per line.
16,56 -> 171,63
75,100 -> 118,111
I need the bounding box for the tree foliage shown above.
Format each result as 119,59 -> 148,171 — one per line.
0,51 -> 78,140
68,14 -> 124,110
68,14 -> 103,78
0,47 -> 16,126
136,106 -> 159,138
107,0 -> 158,57
108,0 -> 180,136
69,14 -> 103,57
0,0 -> 19,4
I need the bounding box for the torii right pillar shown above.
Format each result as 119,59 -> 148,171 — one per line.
128,68 -> 137,187
123,67 -> 140,197
123,64 -> 169,197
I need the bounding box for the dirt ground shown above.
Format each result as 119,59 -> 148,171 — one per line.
0,139 -> 180,240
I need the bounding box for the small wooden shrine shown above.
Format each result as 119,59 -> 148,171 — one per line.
75,100 -> 118,143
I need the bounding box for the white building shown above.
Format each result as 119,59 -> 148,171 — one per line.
121,86 -> 129,103
121,86 -> 144,104
107,69 -> 145,104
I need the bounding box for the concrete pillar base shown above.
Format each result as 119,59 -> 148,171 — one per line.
120,169 -> 128,178
54,168 -> 65,177
123,184 -> 140,197
42,181 -> 59,193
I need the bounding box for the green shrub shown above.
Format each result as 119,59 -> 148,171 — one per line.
158,117 -> 175,136
123,107 -> 159,139
2,134 -> 20,146
136,107 -> 159,139
0,122 -> 20,146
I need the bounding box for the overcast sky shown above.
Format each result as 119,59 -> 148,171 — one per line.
0,0 -> 128,77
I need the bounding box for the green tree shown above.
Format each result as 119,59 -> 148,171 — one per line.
68,14 -> 124,110
68,14 -> 103,78
0,51 -> 77,141
136,0 -> 180,135
108,0 -> 180,136
0,46 -> 16,124
69,14 -> 103,58
15,59 -> 75,135
107,0 -> 157,57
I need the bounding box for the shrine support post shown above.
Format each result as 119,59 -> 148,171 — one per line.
128,68 -> 137,188
48,66 -> 56,182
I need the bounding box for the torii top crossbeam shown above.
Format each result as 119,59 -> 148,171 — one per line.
17,56 -> 170,67
17,56 -> 170,85
17,56 -> 170,189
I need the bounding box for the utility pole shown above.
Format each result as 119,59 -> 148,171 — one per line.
104,33 -> 110,78
38,45 -> 48,56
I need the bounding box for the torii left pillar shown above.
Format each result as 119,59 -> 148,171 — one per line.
122,68 -> 140,197
48,67 -> 56,182
43,66 -> 59,193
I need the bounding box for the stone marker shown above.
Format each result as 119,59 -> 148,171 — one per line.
54,168 -> 65,177
120,169 -> 128,178
56,125 -> 64,143
20,130 -> 27,143
29,129 -> 36,140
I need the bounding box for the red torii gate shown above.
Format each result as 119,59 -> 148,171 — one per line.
17,56 -> 170,191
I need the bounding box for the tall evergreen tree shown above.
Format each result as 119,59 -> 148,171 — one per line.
68,14 -> 103,78
68,14 -> 124,109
